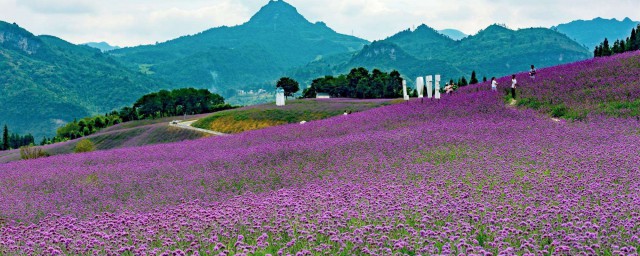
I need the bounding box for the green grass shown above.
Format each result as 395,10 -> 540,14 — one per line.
193,99 -> 395,134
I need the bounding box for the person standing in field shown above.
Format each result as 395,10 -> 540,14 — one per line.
511,75 -> 517,98
529,65 -> 537,80
491,77 -> 498,92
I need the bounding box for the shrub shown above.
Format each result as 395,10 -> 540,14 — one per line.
550,104 -> 568,118
75,139 -> 96,153
19,145 -> 49,160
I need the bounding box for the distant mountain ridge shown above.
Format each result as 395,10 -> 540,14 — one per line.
438,29 -> 468,40
552,17 -> 639,50
292,24 -> 591,86
83,42 -> 120,52
110,0 -> 368,98
0,21 -> 170,139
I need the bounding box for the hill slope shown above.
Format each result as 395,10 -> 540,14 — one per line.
552,17 -> 639,50
438,29 -> 468,40
478,51 -> 640,119
110,0 -> 368,96
2,65 -> 640,254
82,42 -> 120,52
292,24 -> 591,85
0,21 -> 170,139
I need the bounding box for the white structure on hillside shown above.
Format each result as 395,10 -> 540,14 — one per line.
416,77 -> 424,98
434,75 -> 441,100
316,93 -> 330,99
276,88 -> 285,106
402,80 -> 409,101
426,75 -> 433,98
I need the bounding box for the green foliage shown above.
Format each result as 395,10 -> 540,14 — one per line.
470,71 -> 479,84
19,145 -> 49,160
132,88 -> 225,120
595,25 -> 640,57
550,104 -> 568,118
302,68 -> 403,99
1,125 -> 8,150
109,1 -> 367,100
74,139 -> 96,153
0,21 -> 170,140
276,77 -> 300,98
193,99 -> 393,133
51,88 -> 230,143
0,125 -> 35,151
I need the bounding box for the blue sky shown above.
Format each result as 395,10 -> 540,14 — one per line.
1,0 -> 638,46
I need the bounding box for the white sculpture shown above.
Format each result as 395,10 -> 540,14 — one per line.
426,75 -> 433,99
276,88 -> 285,106
416,77 -> 424,98
402,80 -> 409,101
434,75 -> 441,100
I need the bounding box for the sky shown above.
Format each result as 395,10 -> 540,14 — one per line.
1,0 -> 639,47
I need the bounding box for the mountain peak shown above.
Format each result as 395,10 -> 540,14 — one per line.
247,0 -> 310,27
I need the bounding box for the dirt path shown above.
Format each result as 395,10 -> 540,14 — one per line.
169,120 -> 227,136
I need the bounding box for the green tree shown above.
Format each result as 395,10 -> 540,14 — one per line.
2,125 -> 8,150
635,25 -> 640,50
602,38 -> 611,56
612,40 -> 620,54
470,71 -> 479,84
94,116 -> 105,129
460,76 -> 468,86
276,77 -> 300,99
75,139 -> 96,153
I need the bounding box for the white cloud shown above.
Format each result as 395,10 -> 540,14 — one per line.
0,0 -> 638,46
16,0 -> 95,14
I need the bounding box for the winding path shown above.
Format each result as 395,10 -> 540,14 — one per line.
169,120 -> 227,136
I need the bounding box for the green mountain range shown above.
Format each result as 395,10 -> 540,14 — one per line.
109,0 -> 368,97
0,0 -> 604,139
552,17 -> 639,50
438,29 -> 468,40
292,24 -> 591,86
83,42 -> 121,52
0,21 -> 169,139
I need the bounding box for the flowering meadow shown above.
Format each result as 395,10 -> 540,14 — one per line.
488,51 -> 640,119
2,53 -> 640,255
193,98 -> 395,134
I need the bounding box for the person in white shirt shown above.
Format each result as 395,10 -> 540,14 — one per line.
511,75 -> 517,98
491,77 -> 498,92
529,65 -> 537,80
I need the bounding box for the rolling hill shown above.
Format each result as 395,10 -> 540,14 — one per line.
109,0 -> 368,97
291,24 -> 592,86
552,17 -> 639,50
82,42 -> 121,52
2,53 -> 640,254
0,21 -> 171,139
438,29 -> 468,40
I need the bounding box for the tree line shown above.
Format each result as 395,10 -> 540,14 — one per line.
302,68 -> 404,99
594,24 -> 640,57
0,125 -> 35,151
46,88 -> 233,144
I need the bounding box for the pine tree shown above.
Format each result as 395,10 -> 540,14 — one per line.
470,71 -> 479,84
620,40 -> 626,53
612,40 -> 620,54
602,38 -> 611,56
2,125 -> 8,150
460,77 -> 468,86
630,29 -> 637,51
635,25 -> 640,50
483,76 -> 487,82
594,45 -> 600,57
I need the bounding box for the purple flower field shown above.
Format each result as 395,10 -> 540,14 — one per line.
481,51 -> 640,118
2,54 -> 640,255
